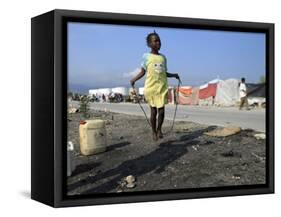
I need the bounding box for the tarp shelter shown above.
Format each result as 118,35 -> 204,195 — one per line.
177,86 -> 193,105
198,79 -> 218,106
198,78 -> 241,106
199,79 -> 218,99
168,87 -> 175,104
214,79 -> 240,106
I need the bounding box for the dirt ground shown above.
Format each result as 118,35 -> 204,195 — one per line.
67,109 -> 266,195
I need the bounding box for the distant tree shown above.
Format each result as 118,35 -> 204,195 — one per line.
259,75 -> 266,83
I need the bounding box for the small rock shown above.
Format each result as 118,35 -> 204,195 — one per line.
254,133 -> 266,140
116,187 -> 123,193
119,136 -> 124,140
192,145 -> 198,151
125,175 -> 136,183
125,175 -> 136,189
126,182 -> 136,189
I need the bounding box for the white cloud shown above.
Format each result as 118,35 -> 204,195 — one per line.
123,68 -> 140,78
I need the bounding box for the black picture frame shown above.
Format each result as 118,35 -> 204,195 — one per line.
31,9 -> 274,208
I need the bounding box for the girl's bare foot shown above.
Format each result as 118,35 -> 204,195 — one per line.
152,132 -> 158,141
157,130 -> 163,139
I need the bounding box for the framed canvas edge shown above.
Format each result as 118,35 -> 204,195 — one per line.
50,9 -> 274,208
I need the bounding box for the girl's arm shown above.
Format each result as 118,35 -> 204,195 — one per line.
166,72 -> 180,79
130,68 -> 146,87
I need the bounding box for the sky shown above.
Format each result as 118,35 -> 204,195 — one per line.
67,22 -> 266,92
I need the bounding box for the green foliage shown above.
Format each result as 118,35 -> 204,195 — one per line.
259,75 -> 266,83
79,96 -> 91,119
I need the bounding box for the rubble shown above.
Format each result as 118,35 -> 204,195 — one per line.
221,150 -> 242,158
254,133 -> 266,140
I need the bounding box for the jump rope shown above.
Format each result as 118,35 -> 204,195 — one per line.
131,78 -> 182,135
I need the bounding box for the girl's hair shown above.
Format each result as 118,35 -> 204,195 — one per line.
146,30 -> 160,46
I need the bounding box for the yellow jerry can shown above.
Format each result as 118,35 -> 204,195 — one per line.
79,120 -> 107,155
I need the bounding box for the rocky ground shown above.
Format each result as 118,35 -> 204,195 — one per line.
67,109 -> 266,196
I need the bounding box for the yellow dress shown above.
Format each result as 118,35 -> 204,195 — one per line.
141,53 -> 168,108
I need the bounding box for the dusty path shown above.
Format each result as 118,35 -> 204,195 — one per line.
70,101 -> 266,132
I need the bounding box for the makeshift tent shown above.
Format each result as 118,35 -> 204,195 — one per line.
190,87 -> 199,105
198,78 -> 242,106
177,86 -> 193,105
214,79 -> 240,106
168,87 -> 175,104
199,81 -> 218,99
198,79 -> 218,106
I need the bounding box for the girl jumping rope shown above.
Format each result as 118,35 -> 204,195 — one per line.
130,31 -> 180,141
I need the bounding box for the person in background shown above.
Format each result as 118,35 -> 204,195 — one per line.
239,77 -> 250,110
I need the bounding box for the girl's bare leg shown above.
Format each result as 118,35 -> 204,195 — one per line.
157,107 -> 165,138
150,106 -> 158,141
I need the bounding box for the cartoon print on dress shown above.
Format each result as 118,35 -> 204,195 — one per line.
153,62 -> 165,74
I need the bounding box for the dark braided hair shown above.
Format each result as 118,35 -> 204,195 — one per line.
146,30 -> 160,46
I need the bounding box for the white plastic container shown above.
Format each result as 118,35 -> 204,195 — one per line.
79,120 -> 107,155
67,141 -> 76,177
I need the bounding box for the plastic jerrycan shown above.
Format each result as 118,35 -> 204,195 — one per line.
79,120 -> 107,155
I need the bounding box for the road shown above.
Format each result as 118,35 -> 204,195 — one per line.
71,101 -> 266,132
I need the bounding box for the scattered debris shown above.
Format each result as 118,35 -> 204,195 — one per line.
116,175 -> 137,192
221,150 -> 242,158
67,141 -> 76,177
251,152 -> 265,161
192,145 -> 200,151
204,126 -> 241,137
116,187 -> 123,193
232,174 -> 241,180
126,182 -> 136,188
68,108 -> 79,114
105,120 -> 111,125
125,175 -> 136,189
254,133 -> 266,140
204,141 -> 214,145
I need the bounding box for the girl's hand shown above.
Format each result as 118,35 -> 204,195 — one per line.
130,79 -> 135,87
174,73 -> 180,80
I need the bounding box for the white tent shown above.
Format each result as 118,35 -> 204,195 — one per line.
214,78 -> 240,106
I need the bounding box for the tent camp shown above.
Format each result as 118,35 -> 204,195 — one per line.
198,78 -> 241,106
168,78 -> 265,107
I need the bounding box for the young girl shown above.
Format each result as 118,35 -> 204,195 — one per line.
130,31 -> 180,141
